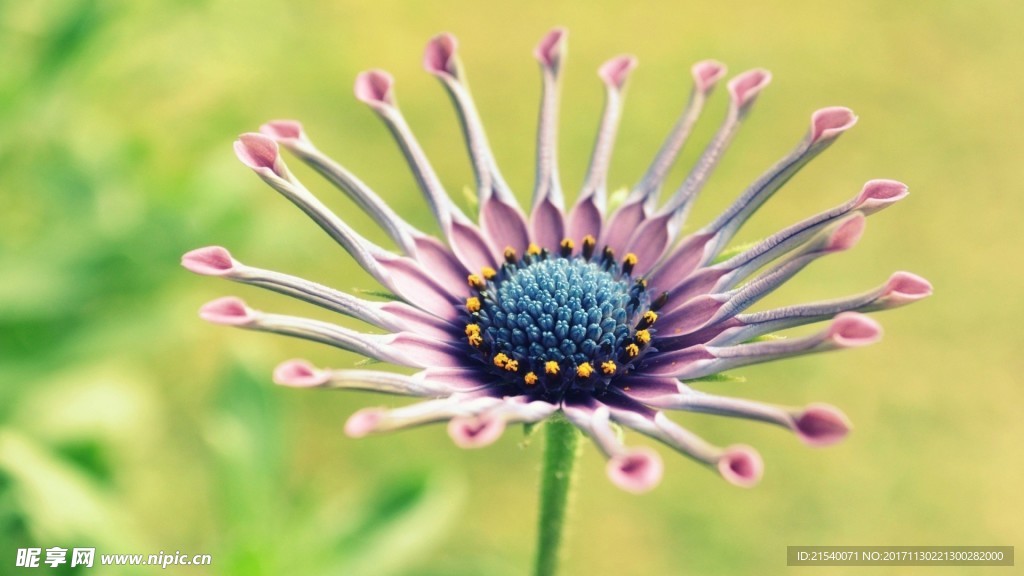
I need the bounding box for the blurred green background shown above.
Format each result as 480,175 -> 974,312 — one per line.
2,0 -> 1021,574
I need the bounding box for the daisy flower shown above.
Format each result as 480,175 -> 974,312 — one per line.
183,28 -> 931,494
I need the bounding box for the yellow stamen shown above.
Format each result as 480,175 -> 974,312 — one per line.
545,361 -> 560,375
504,247 -> 517,260
601,360 -> 617,375
576,362 -> 594,378
504,359 -> 519,372
481,266 -> 497,280
637,278 -> 648,288
465,324 -> 480,336
524,372 -> 538,386
635,329 -> 651,344
560,238 -> 574,251
468,274 -> 485,289
582,235 -> 596,248
643,310 -> 658,325
527,243 -> 542,255
493,353 -> 510,368
624,253 -> 638,266
626,343 -> 640,358
468,334 -> 483,347
466,297 -> 481,313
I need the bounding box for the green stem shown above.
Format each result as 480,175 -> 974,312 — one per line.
533,416 -> 581,576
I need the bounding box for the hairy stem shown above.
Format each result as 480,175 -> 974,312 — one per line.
533,416 -> 581,576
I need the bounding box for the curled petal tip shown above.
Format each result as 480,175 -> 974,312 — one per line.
345,408 -> 385,438
607,447 -> 663,493
354,70 -> 396,107
259,120 -> 307,142
181,246 -> 235,276
424,33 -> 458,77
718,445 -> 764,488
199,296 -> 255,326
828,312 -> 882,347
598,55 -> 638,90
826,213 -> 866,252
810,106 -> 857,143
535,27 -> 568,68
692,59 -> 727,93
856,179 -> 909,209
728,69 -> 771,108
884,271 -> 933,301
448,415 -> 506,448
273,359 -> 329,387
795,404 -> 851,446
234,133 -> 281,173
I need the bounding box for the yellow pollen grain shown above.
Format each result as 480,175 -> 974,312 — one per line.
576,362 -> 594,378
635,329 -> 651,344
481,266 -> 497,280
601,360 -> 617,375
466,297 -> 481,313
545,361 -> 560,375
504,247 -> 517,259
560,238 -> 574,250
468,334 -> 482,347
465,324 -> 480,336
626,343 -> 640,358
643,310 -> 658,325
504,359 -> 519,372
524,372 -> 538,386
527,243 -> 542,255
468,274 -> 485,289
582,235 -> 596,247
493,353 -> 510,368
624,253 -> 638,266
637,278 -> 648,288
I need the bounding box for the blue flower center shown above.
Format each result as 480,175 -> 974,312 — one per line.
462,243 -> 658,401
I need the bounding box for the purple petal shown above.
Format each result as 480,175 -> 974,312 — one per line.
566,195 -> 603,243
728,69 -> 772,109
532,29 -> 568,211
794,404 -> 852,446
234,133 -> 287,179
601,197 -> 648,256
449,219 -> 498,272
810,106 -> 858,144
384,332 -> 467,368
530,197 -> 567,253
480,196 -> 531,258
375,254 -> 460,320
410,235 -> 471,293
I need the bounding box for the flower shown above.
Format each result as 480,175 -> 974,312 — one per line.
184,29 -> 931,493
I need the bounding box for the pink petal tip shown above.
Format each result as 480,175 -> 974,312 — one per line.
718,445 -> 764,488
259,120 -> 307,143
828,312 -> 882,347
234,133 -> 281,173
535,27 -> 567,68
272,359 -> 329,388
424,33 -> 458,77
855,179 -> 909,209
354,70 -> 396,107
810,106 -> 858,143
198,296 -> 255,326
728,69 -> 771,108
692,60 -> 727,93
825,213 -> 866,252
345,408 -> 385,438
607,448 -> 664,493
181,246 -> 235,276
448,415 -> 506,448
883,271 -> 933,302
795,404 -> 852,446
599,55 -> 638,90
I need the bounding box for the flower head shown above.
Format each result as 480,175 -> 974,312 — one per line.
184,29 -> 931,492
